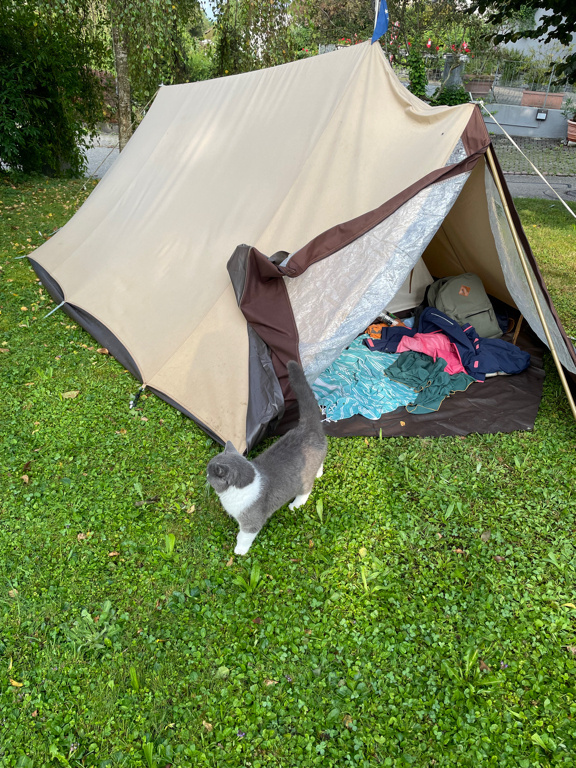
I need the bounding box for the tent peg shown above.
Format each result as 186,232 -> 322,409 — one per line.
129,385 -> 146,409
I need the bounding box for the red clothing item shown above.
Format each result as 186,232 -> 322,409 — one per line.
395,332 -> 466,375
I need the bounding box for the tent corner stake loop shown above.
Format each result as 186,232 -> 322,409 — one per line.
129,384 -> 146,410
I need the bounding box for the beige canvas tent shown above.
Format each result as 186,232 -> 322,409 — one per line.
30,42 -> 576,452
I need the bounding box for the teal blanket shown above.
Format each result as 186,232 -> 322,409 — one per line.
312,336 -> 415,421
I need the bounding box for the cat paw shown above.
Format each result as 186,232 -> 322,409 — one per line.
289,492 -> 310,511
235,530 -> 257,555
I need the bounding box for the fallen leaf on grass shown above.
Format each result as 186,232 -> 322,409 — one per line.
226,557 -> 234,567
10,679 -> 23,688
62,390 -> 79,399
8,589 -> 18,598
494,555 -> 506,563
202,720 -> 213,732
481,530 -> 491,542
565,646 -> 576,655
342,715 -> 353,728
97,348 -> 109,355
187,505 -> 196,514
77,532 -> 92,541
108,551 -> 119,557
21,475 -> 29,484
562,603 -> 576,609
264,679 -> 278,686
437,533 -> 443,539
0,348 -> 9,353
309,539 -> 314,549
479,659 -> 491,672
453,548 -> 465,554
359,547 -> 368,558
31,710 -> 38,717
252,617 -> 263,625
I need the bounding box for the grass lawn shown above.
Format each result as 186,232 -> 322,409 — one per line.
1,176 -> 576,768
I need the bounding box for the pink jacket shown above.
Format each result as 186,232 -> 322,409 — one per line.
396,332 -> 466,375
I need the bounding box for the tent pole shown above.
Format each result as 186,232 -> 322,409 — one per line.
485,144 -> 576,421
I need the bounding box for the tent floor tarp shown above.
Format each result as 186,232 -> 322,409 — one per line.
272,323 -> 546,441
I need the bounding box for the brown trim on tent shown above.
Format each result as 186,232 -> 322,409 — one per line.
29,258 -> 143,381
228,246 -> 302,407
227,245 -> 286,448
460,105 -> 491,158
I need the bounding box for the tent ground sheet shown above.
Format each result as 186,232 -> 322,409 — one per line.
320,325 -> 546,438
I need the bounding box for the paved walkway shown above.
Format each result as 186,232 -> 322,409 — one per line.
84,131 -> 119,179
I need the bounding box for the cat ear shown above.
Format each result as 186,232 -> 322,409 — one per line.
224,441 -> 239,454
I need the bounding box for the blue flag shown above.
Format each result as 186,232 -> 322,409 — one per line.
371,0 -> 389,44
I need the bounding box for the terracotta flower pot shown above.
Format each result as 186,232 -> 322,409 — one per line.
520,91 -> 564,109
567,120 -> 576,144
463,77 -> 494,98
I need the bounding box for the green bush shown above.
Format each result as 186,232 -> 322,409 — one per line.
407,46 -> 428,100
0,4 -> 104,177
430,85 -> 471,106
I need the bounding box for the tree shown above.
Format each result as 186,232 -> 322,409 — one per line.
295,0 -> 373,46
472,1 -> 576,83
212,0 -> 295,77
0,1 -> 105,175
107,0 -> 204,149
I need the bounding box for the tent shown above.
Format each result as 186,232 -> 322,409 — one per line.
30,42 -> 576,453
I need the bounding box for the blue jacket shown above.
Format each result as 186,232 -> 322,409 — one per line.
364,307 -> 531,380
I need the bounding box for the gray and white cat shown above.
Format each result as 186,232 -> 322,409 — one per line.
206,360 -> 327,555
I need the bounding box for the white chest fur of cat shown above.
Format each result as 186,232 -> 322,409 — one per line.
206,361 -> 327,555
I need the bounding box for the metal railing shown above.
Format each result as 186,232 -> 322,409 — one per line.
393,54 -> 573,108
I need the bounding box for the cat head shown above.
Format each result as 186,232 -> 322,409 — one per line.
206,441 -> 254,494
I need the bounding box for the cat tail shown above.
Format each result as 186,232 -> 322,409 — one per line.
287,360 -> 322,427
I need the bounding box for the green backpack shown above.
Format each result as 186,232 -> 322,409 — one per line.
427,273 -> 502,339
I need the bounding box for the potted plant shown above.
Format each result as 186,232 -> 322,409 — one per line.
463,74 -> 495,99
521,90 -> 565,109
562,97 -> 576,144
